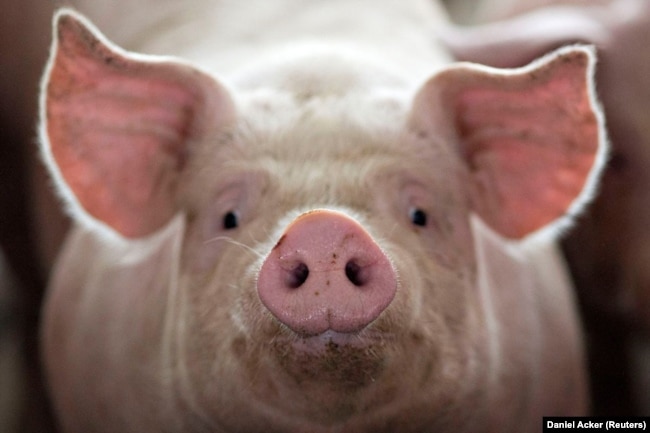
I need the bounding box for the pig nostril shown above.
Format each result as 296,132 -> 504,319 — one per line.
345,260 -> 366,287
286,262 -> 309,289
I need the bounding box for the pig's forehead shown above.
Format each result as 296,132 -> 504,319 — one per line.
183,86 -> 461,211
232,86 -> 417,158
185,83 -> 460,204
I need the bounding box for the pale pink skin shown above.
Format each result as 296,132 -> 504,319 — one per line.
40,2 -> 606,432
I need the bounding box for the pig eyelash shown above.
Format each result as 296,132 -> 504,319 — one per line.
409,208 -> 428,227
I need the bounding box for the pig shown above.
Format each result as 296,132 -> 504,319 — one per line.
38,1 -> 607,432
439,0 -> 650,413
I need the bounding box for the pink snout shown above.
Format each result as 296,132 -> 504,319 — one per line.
257,210 -> 397,335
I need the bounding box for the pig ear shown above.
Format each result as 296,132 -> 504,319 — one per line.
39,9 -> 236,238
410,46 -> 606,239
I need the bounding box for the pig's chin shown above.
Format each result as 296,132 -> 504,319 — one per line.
245,324 -> 447,429
271,328 -> 387,388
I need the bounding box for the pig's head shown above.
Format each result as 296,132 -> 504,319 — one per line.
40,9 -> 605,433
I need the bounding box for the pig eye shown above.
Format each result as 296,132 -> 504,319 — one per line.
409,208 -> 428,227
222,211 -> 239,230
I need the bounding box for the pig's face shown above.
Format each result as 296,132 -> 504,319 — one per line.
175,96 -> 482,428
40,10 -> 604,432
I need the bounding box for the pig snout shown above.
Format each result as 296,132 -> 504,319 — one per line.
257,209 -> 397,335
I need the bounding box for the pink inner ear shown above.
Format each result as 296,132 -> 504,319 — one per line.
44,13 -> 227,238
438,48 -> 602,239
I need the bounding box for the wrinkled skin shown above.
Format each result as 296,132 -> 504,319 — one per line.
440,0 -> 650,413
39,1 -> 606,432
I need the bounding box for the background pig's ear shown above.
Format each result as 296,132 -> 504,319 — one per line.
410,46 -> 606,239
40,9 -> 235,238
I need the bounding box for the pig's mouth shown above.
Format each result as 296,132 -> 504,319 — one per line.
283,328 -> 388,353
270,329 -> 389,389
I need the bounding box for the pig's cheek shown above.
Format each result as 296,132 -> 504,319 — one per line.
180,215 -> 244,273
389,246 -> 469,334
178,224 -> 263,340
174,268 -> 259,401
383,219 -> 481,366
415,207 -> 476,274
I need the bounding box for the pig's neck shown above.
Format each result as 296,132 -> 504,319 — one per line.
74,0 -> 453,85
